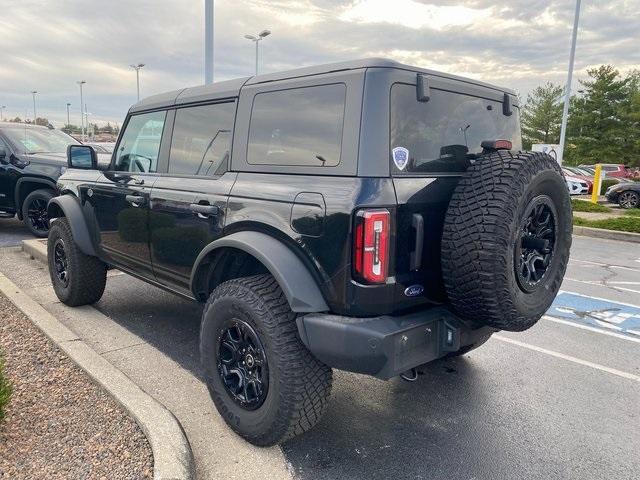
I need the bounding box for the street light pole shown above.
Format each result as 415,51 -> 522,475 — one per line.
66,103 -> 71,128
205,0 -> 214,84
0,105 -> 5,121
77,81 -> 86,142
244,30 -> 271,75
130,63 -> 145,101
31,91 -> 38,124
558,0 -> 581,165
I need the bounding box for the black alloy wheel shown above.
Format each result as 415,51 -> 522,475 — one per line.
52,238 -> 69,287
26,197 -> 49,234
515,195 -> 557,293
216,319 -> 269,411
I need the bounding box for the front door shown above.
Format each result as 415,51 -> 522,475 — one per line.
89,110 -> 168,277
149,101 -> 237,292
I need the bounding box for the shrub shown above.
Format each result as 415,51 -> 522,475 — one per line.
0,353 -> 11,420
571,199 -> 611,213
574,216 -> 640,233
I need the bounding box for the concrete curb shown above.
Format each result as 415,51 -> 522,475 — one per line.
22,238 -> 47,263
573,225 -> 640,244
0,271 -> 195,480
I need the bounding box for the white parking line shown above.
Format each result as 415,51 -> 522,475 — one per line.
542,315 -> 640,344
569,258 -> 640,274
564,276 -> 640,295
494,335 -> 640,383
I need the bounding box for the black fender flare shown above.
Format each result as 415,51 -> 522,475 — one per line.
190,231 -> 329,313
47,195 -> 97,256
15,177 -> 57,218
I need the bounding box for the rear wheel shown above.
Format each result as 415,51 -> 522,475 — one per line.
441,151 -> 572,332
200,274 -> 332,446
618,191 -> 639,209
47,218 -> 107,306
22,189 -> 54,237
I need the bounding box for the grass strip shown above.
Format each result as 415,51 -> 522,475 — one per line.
574,216 -> 640,233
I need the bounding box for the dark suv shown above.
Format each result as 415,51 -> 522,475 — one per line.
0,123 -> 81,236
46,59 -> 571,446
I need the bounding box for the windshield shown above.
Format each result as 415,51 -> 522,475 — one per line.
390,83 -> 521,173
3,126 -> 80,154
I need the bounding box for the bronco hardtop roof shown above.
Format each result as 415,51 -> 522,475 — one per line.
130,57 -> 516,113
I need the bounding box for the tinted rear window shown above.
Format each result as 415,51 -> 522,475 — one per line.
169,102 -> 235,176
247,84 -> 346,167
390,83 -> 521,174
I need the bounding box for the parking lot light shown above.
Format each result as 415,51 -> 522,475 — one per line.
130,63 -> 145,101
31,91 -> 38,124
76,81 -> 86,142
244,30 -> 271,75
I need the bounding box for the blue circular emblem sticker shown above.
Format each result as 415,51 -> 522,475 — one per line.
392,146 -> 409,170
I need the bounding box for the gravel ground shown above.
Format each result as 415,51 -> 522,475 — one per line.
0,292 -> 153,479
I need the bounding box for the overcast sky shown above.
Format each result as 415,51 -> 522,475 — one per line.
1,0 -> 638,127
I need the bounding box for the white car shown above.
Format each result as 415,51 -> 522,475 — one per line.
565,176 -> 589,195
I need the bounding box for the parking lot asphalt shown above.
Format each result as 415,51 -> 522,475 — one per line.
1,235 -> 638,480
0,216 -> 31,247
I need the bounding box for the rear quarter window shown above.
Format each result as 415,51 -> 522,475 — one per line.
247,83 -> 346,167
390,83 -> 521,174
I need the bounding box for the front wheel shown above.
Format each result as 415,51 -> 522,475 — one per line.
618,191 -> 640,209
200,274 -> 332,446
47,218 -> 107,306
22,189 -> 54,237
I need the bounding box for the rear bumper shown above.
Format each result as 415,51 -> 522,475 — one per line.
297,307 -> 495,380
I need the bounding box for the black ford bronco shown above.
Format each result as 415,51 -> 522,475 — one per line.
0,123 -> 80,237
46,59 -> 571,446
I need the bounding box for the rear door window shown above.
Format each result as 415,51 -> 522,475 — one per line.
390,83 -> 521,174
168,102 -> 236,176
247,84 -> 346,167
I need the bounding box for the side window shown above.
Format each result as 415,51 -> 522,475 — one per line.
114,110 -> 167,173
247,84 -> 346,167
168,102 -> 235,176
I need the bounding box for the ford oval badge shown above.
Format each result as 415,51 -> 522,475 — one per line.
404,284 -> 424,297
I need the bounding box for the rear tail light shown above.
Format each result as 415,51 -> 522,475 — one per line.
353,208 -> 390,284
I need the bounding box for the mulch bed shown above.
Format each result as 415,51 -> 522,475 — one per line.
0,292 -> 153,479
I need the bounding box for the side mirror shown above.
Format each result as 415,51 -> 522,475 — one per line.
67,145 -> 97,170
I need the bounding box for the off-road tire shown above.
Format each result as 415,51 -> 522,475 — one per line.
22,189 -> 54,237
441,151 -> 572,332
47,218 -> 107,306
200,274 -> 332,446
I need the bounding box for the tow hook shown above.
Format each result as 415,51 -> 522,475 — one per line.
400,368 -> 418,382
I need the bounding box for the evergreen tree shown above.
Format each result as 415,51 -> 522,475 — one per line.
564,65 -> 631,165
521,82 -> 563,150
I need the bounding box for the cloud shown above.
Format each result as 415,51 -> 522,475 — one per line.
0,0 -> 637,127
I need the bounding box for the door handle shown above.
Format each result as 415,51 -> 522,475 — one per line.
125,194 -> 147,207
190,203 -> 219,217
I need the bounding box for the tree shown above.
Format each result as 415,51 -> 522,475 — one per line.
521,82 -> 563,150
564,65 -> 632,165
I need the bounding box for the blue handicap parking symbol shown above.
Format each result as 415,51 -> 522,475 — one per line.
548,291 -> 640,338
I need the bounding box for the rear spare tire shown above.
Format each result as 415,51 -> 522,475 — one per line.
441,151 -> 571,332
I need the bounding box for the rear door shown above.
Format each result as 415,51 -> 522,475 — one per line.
389,79 -> 522,309
90,110 -> 168,277
149,101 -> 237,292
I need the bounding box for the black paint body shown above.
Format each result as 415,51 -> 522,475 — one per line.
52,59 -> 520,320
0,124 -> 65,218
